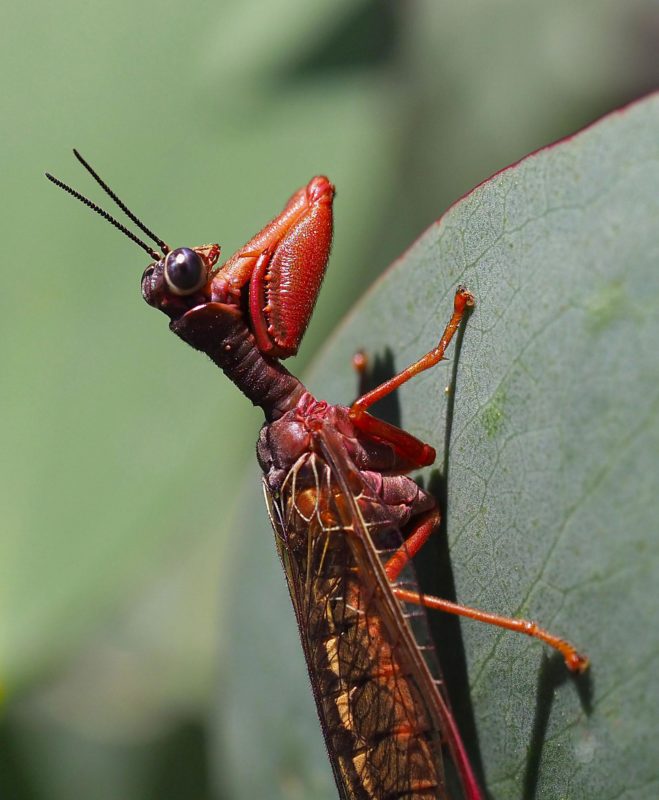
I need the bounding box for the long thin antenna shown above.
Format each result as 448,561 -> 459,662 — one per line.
45,172 -> 162,261
72,149 -> 170,255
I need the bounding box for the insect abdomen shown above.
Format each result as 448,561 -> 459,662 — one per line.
310,572 -> 442,800
278,479 -> 445,800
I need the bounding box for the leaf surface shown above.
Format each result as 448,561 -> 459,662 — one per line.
220,94 -> 659,799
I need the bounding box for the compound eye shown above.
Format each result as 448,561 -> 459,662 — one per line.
164,248 -> 206,295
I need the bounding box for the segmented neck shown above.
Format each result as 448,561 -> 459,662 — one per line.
170,304 -> 304,421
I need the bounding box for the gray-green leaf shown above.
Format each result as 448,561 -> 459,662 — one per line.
219,94 -> 659,800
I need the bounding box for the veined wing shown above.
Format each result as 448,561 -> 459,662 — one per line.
263,421 -> 470,800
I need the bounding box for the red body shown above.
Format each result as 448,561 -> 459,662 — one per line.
49,156 -> 588,800
213,176 -> 333,358
139,177 -> 482,798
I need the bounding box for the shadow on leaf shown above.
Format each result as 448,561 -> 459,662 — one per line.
522,651 -> 593,799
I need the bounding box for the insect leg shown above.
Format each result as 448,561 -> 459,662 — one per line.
351,349 -> 368,402
381,494 -> 587,670
384,506 -> 441,582
349,287 -> 474,466
392,587 -> 589,673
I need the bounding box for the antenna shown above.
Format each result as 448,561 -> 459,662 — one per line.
45,172 -> 163,261
45,150 -> 170,261
72,149 -> 170,255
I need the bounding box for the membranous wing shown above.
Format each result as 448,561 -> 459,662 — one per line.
263,419 -> 464,800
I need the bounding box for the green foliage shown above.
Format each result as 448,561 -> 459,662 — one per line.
221,95 -> 659,799
4,1 -> 659,798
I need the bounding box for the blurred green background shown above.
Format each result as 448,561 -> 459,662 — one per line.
3,1 -> 659,798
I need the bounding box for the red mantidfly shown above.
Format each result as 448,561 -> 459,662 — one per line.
47,152 -> 588,800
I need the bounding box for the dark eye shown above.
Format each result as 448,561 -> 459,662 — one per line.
164,248 -> 206,295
